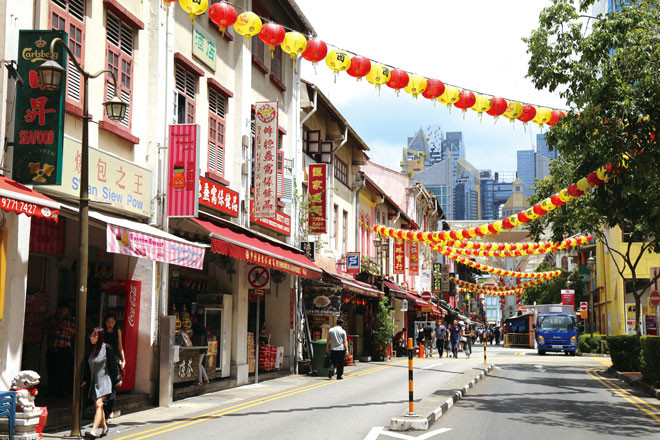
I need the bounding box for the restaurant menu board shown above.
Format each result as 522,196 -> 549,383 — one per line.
303,286 -> 340,316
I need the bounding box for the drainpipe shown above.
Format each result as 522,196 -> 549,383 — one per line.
333,126 -> 348,154
300,86 -> 318,126
353,172 -> 367,252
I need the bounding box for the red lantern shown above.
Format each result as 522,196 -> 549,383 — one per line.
346,56 -> 371,81
454,90 -> 476,111
546,109 -> 561,126
208,1 -> 237,36
486,97 -> 508,117
259,22 -> 286,54
301,39 -> 327,65
422,78 -> 445,100
517,105 -> 537,123
386,69 -> 409,95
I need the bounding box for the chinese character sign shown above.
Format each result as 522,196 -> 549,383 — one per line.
13,30 -> 66,185
167,124 -> 200,217
308,164 -> 327,233
254,101 -> 279,219
393,240 -> 406,275
198,176 -> 239,217
408,241 -> 419,275
192,24 -> 217,70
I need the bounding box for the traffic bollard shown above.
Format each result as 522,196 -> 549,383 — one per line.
484,339 -> 487,364
417,342 -> 424,359
408,338 -> 415,415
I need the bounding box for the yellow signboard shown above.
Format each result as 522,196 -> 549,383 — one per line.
579,310 -> 588,319
192,24 -> 217,71
42,137 -> 152,217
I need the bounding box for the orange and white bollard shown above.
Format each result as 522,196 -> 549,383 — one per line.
408,338 -> 415,415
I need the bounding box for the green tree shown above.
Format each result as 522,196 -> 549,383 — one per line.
370,297 -> 394,360
522,263 -> 585,306
525,0 -> 660,334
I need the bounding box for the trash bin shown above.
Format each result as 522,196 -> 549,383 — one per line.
311,339 -> 329,377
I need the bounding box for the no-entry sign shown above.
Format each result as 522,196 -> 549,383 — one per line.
421,291 -> 432,301
248,266 -> 270,289
650,291 -> 660,307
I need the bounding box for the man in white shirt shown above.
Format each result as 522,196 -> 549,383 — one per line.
326,318 -> 348,380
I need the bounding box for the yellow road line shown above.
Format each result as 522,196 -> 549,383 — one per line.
586,368 -> 660,423
114,359 -> 410,440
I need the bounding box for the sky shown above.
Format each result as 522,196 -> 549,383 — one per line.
295,0 -> 567,174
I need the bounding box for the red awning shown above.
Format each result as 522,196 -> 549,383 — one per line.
383,280 -> 407,298
0,174 -> 60,222
325,273 -> 382,298
193,218 -> 322,279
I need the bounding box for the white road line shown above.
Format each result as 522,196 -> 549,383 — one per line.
364,427 -> 452,440
421,363 -> 443,370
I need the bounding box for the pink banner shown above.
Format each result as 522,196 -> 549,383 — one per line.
254,101 -> 278,219
106,225 -> 205,270
167,124 -> 200,217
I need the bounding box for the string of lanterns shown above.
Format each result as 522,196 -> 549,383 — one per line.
457,285 -> 523,297
374,163 -> 614,243
435,247 -> 563,279
451,277 -> 546,293
432,234 -> 592,257
176,1 -> 568,125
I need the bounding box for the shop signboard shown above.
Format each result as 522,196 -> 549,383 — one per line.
433,263 -> 442,293
192,23 -> 216,70
408,241 -> 419,275
29,216 -> 65,255
106,225 -> 205,270
13,30 -> 66,185
441,264 -> 450,293
300,241 -> 315,261
645,315 -> 657,336
345,252 -> 360,274
199,177 -> 239,217
167,124 -> 200,217
303,286 -> 341,316
561,289 -> 575,306
308,164 -> 327,233
42,137 -> 152,217
249,200 -> 291,236
393,239 -> 405,274
254,101 -> 278,219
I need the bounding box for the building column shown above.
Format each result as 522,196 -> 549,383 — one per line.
231,260 -> 248,384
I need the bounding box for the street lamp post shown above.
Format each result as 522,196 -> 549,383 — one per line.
587,255 -> 596,337
37,38 -> 127,437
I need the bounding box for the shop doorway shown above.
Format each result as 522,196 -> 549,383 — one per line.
204,308 -> 223,371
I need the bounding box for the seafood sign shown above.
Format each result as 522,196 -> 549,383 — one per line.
106,224 -> 205,270
304,286 -> 341,316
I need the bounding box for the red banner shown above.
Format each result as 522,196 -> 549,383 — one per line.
199,176 -> 239,217
29,216 -> 65,255
167,124 -> 199,217
394,239 -> 405,274
250,200 -> 291,236
254,101 -> 278,219
308,164 -> 327,234
408,241 -> 419,275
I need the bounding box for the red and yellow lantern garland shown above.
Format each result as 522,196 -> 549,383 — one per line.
457,286 -> 522,297
431,234 -> 592,258
374,164 -> 612,243
435,248 -> 562,279
451,277 -> 547,294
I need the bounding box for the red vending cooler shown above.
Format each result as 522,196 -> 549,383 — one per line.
100,280 -> 141,391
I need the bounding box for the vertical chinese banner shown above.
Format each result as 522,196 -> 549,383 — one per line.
408,241 -> 419,275
167,124 -> 200,217
13,30 -> 67,185
308,164 -> 327,233
254,101 -> 278,219
393,239 -> 406,275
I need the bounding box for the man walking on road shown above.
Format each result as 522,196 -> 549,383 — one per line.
435,322 -> 447,358
423,323 -> 435,358
326,319 -> 348,380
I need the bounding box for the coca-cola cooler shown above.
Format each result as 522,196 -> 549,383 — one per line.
99,280 -> 141,391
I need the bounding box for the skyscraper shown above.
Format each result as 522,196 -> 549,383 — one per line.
537,133 -> 558,160
516,150 -> 536,198
414,159 -> 454,220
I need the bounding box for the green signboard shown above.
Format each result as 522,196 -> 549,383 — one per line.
13,30 -> 67,185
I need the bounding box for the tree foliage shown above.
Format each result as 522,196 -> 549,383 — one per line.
522,263 -> 585,306
525,0 -> 660,334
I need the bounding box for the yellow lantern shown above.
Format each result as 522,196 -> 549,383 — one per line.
532,107 -> 552,126
503,101 -> 523,121
404,75 -> 427,98
325,49 -> 351,82
234,11 -> 263,43
471,94 -> 492,116
281,31 -> 307,59
366,63 -> 390,91
438,85 -> 460,107
576,177 -> 592,192
179,0 -> 208,23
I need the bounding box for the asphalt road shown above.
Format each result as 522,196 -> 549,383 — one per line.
434,348 -> 660,440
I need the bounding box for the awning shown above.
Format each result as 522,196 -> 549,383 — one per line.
193,218 -> 322,279
383,280 -> 407,298
325,272 -> 382,298
60,204 -> 207,269
0,174 -> 60,222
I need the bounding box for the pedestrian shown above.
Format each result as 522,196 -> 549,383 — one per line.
423,323 -> 435,358
82,328 -> 122,439
102,314 -> 125,421
326,318 -> 348,380
393,328 -> 406,356
494,326 -> 501,345
462,324 -> 474,359
489,326 -> 495,345
448,320 -> 461,358
415,323 -> 424,348
44,301 -> 76,397
435,322 -> 447,358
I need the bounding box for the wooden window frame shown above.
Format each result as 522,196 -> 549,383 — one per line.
174,63 -> 198,124
207,87 -> 228,184
269,46 -> 286,92
251,35 -> 268,74
104,10 -> 134,131
334,156 -> 349,187
49,0 -> 85,113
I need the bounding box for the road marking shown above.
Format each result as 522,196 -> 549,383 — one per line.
364,426 -> 452,440
114,359 -> 411,440
586,368 -> 660,423
421,363 -> 443,370
534,365 -> 546,373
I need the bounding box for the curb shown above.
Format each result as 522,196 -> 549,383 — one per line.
612,369 -> 660,400
390,364 -> 493,431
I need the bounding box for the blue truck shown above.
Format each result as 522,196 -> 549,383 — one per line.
534,313 -> 578,356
